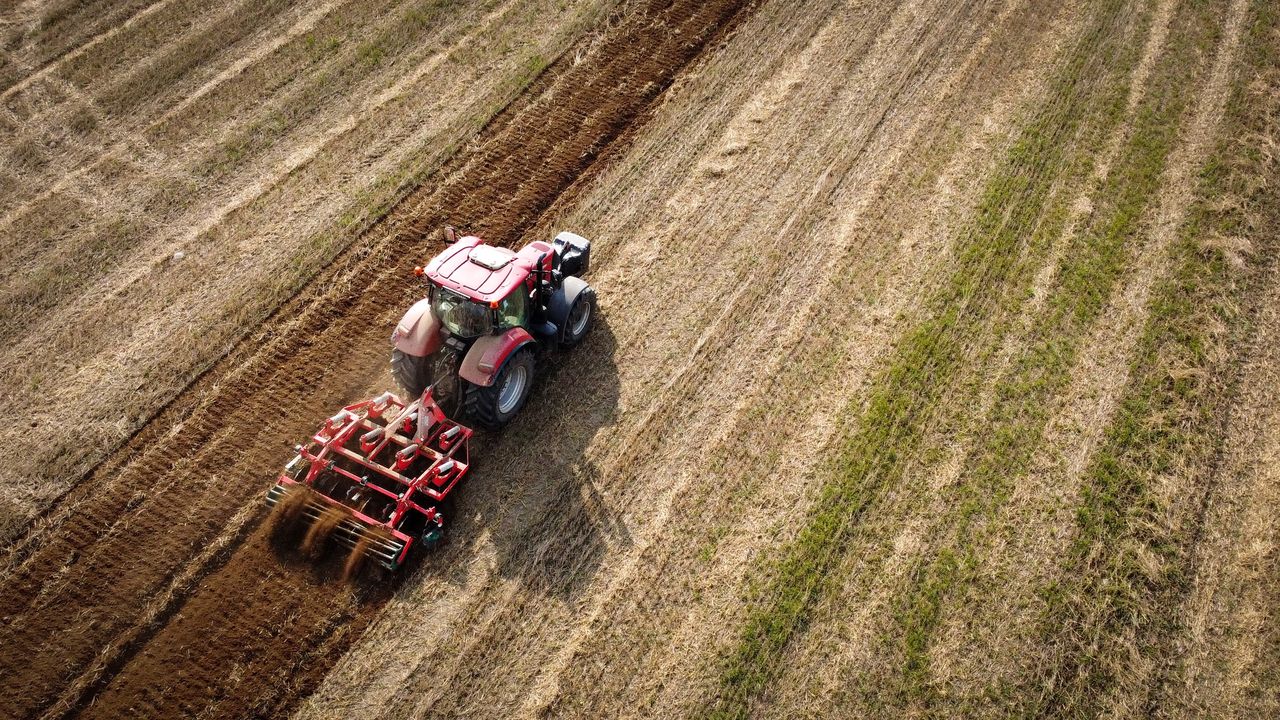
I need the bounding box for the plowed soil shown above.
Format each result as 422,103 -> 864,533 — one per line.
0,0 -> 615,541
0,0 -> 752,716
3,0 -> 1279,718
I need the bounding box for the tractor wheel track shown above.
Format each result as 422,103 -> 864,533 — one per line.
0,0 -> 755,717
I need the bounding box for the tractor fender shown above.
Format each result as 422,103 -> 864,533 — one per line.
459,327 -> 535,387
392,298 -> 443,357
548,276 -> 592,332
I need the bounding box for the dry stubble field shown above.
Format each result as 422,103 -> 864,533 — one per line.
1,0 -> 1278,718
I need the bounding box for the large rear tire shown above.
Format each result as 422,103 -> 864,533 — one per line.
464,347 -> 534,430
391,348 -> 432,398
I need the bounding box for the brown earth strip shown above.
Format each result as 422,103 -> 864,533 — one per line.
0,0 -> 603,543
0,0 -> 755,717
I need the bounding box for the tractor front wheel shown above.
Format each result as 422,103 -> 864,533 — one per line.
464,347 -> 534,430
559,286 -> 596,349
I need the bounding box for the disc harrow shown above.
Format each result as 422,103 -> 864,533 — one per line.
265,388 -> 472,570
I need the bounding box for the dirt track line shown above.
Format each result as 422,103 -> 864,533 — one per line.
36,500 -> 263,720
1156,12 -> 1280,711
0,0 -> 176,101
173,0 -> 526,248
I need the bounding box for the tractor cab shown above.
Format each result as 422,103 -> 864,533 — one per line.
418,236 -> 555,338
394,229 -> 596,430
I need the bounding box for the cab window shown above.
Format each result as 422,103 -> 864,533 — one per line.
498,289 -> 528,329
431,286 -> 492,338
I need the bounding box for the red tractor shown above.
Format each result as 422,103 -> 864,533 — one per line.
265,229 -> 595,570
390,228 -> 596,429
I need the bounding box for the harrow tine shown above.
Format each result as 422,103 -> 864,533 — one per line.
266,484 -> 406,569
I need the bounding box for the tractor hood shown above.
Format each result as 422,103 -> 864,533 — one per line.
425,236 -> 553,304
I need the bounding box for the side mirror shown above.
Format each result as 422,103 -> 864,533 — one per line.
443,225 -> 457,244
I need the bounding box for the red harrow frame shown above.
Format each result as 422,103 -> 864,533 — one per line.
265,389 -> 472,570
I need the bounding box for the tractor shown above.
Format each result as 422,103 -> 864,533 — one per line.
265,229 -> 595,571
390,227 -> 596,429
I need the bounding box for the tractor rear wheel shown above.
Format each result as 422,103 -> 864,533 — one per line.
391,348 -> 431,398
464,347 -> 534,430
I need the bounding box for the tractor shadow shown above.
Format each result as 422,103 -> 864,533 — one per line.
428,314 -> 628,599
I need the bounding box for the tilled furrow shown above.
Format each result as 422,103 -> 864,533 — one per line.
0,0 -> 755,718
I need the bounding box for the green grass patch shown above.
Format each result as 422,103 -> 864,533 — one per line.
702,2 -> 1146,716
887,0 -> 1227,707
357,41 -> 387,67
1029,0 -> 1280,715
303,33 -> 343,59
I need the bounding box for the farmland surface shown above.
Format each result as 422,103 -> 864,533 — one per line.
1,0 -> 1278,718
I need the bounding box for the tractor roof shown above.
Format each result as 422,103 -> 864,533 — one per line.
424,236 -> 552,304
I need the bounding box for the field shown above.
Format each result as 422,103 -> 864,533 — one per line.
0,0 -> 1277,717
